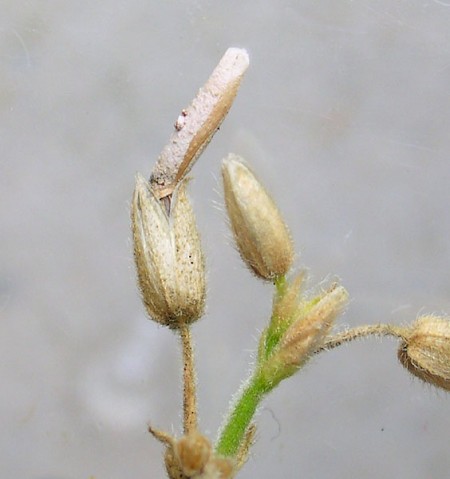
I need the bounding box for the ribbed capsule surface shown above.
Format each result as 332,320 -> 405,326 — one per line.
398,315 -> 450,391
131,174 -> 205,328
222,154 -> 294,280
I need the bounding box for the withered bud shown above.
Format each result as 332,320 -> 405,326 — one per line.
174,432 -> 212,477
164,433 -> 233,479
398,315 -> 450,391
151,48 -> 249,200
131,174 -> 206,328
260,285 -> 349,386
222,154 -> 294,280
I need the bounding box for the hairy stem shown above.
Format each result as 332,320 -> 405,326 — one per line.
274,274 -> 287,297
216,322 -> 410,460
215,374 -> 267,457
180,324 -> 197,434
320,323 -> 410,351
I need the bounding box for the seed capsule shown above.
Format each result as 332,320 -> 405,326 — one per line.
131,174 -> 206,328
222,154 -> 294,280
398,315 -> 450,391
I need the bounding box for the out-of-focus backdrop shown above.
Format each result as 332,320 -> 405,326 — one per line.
2,2 -> 450,478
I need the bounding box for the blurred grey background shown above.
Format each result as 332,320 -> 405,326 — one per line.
2,1 -> 450,478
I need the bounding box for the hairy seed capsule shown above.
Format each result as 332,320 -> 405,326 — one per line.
222,154 -> 294,280
131,174 -> 206,328
398,315 -> 450,391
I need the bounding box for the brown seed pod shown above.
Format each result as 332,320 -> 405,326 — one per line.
131,174 -> 206,328
398,315 -> 450,391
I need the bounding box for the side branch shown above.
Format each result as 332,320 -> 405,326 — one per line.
320,324 -> 410,352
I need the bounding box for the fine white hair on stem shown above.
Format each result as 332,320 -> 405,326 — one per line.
150,48 -> 250,200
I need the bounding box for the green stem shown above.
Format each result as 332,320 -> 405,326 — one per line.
215,373 -> 267,457
262,274 -> 289,359
216,275 -> 289,457
274,274 -> 287,297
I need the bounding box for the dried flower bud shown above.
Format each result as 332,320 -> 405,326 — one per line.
131,174 -> 206,328
260,285 -> 349,386
398,315 -> 450,391
174,432 -> 212,477
151,48 -> 249,199
222,154 -> 294,280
